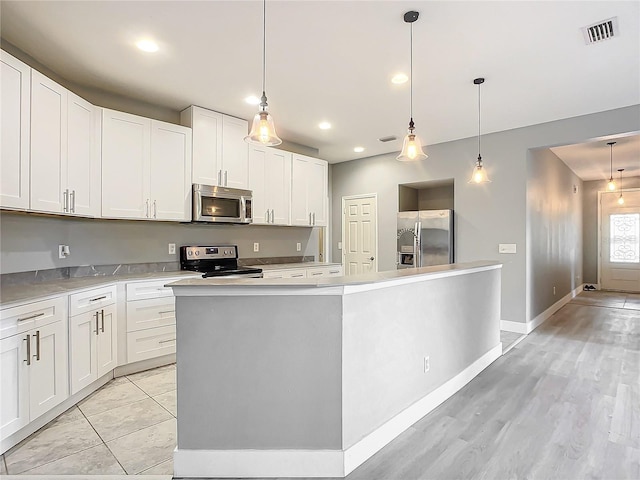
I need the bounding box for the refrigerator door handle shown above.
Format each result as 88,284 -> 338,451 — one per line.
415,222 -> 422,268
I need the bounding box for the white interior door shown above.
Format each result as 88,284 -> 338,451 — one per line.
601,190 -> 640,292
343,195 -> 378,275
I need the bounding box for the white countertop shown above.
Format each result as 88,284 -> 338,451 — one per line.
170,261 -> 502,296
247,262 -> 342,271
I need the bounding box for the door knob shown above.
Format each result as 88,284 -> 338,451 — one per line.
369,257 -> 375,261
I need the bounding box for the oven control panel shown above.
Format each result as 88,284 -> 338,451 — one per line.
182,246 -> 237,260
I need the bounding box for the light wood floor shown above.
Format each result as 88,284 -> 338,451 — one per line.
340,291 -> 639,480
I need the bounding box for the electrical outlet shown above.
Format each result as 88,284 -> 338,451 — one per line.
424,356 -> 430,373
296,243 -> 301,252
58,244 -> 70,259
253,242 -> 260,252
338,241 -> 342,250
168,243 -> 176,255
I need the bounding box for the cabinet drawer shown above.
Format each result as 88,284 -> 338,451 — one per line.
126,278 -> 181,301
69,285 -> 116,317
127,325 -> 176,363
325,266 -> 343,277
306,267 -> 327,278
126,297 -> 176,332
262,269 -> 307,279
0,297 -> 66,340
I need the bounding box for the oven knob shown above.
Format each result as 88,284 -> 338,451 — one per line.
187,251 -> 192,256
195,251 -> 200,256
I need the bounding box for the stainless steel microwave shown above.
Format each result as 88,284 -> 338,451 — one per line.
192,184 -> 253,224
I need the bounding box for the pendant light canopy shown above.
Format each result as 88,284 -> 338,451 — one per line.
607,141 -> 617,191
245,0 -> 282,146
397,11 -> 427,162
469,77 -> 490,184
617,168 -> 625,205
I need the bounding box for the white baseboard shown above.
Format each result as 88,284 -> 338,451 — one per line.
501,284 -> 584,336
173,343 -> 503,478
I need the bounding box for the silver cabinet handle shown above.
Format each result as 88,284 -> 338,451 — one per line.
18,312 -> 45,322
63,189 -> 68,212
292,273 -> 304,277
70,190 -> 76,213
309,212 -> 312,225
24,335 -> 31,365
311,272 -> 323,276
266,209 -> 269,223
100,309 -> 105,333
158,310 -> 175,315
224,170 -> 228,186
145,199 -> 150,218
159,338 -> 176,344
329,270 -> 340,274
95,312 -> 99,336
313,212 -> 316,225
153,200 -> 157,218
90,295 -> 107,302
218,170 -> 222,185
271,209 -> 274,223
34,330 -> 40,361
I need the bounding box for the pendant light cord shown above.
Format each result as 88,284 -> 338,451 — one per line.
477,82 -> 481,160
262,0 -> 266,95
610,143 -> 613,180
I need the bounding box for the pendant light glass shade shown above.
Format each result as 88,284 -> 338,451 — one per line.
245,0 -> 282,147
397,11 -> 427,162
606,141 -> 616,191
469,77 -> 490,184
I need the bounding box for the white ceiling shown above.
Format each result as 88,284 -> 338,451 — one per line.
1,1 -> 639,167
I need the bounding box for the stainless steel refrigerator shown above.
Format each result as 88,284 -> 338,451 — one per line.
397,210 -> 454,268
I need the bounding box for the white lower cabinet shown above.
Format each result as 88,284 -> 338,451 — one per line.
68,286 -> 117,395
0,297 -> 68,441
125,278 -> 182,364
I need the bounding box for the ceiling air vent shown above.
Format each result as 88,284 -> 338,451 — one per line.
581,17 -> 619,44
378,135 -> 397,143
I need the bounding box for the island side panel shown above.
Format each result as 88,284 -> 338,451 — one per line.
342,268 -> 501,448
176,294 -> 343,450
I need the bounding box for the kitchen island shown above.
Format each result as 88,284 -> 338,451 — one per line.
170,261 -> 502,478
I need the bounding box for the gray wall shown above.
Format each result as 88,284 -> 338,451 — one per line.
582,176 -> 640,284
526,148 -> 583,320
0,212 -> 319,274
331,105 -> 640,324
398,186 -> 419,212
418,184 -> 455,210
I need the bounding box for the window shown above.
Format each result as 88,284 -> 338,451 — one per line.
610,213 -> 640,263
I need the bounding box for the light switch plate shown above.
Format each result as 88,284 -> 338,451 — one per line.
168,243 -> 176,255
253,242 -> 259,252
296,243 -> 301,252
499,243 -> 517,254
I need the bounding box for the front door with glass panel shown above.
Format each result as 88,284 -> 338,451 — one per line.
601,190 -> 640,292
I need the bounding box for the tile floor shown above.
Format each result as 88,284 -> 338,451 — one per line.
2,364 -> 176,476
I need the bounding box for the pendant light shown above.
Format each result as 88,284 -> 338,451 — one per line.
397,11 -> 427,162
245,0 -> 282,146
617,168 -> 625,205
607,141 -> 617,191
469,77 -> 491,184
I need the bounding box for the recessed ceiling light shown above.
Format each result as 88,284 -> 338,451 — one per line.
391,73 -> 408,84
136,39 -> 159,52
354,146 -> 365,153
319,122 -> 331,130
245,95 -> 261,105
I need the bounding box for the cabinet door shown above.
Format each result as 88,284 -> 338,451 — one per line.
291,155 -> 310,225
221,116 -> 249,189
127,325 -> 176,363
0,51 -> 30,209
0,334 -> 29,440
30,70 -> 67,214
266,148 -> 292,225
102,109 -> 150,219
307,158 -> 328,226
150,120 -> 192,221
29,320 -> 69,421
184,106 -> 222,186
67,93 -> 100,217
248,145 -> 268,224
96,305 -> 117,378
69,311 -> 98,395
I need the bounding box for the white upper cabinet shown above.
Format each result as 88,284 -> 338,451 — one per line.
0,51 -> 30,209
181,105 -> 248,189
66,93 -> 101,216
30,70 -> 67,214
291,154 -> 328,226
248,145 -> 291,225
150,120 -> 192,221
221,115 -> 249,189
102,109 -> 191,221
181,106 -> 222,186
101,109 -> 150,219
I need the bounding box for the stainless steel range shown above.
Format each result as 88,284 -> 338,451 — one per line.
180,246 -> 263,279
